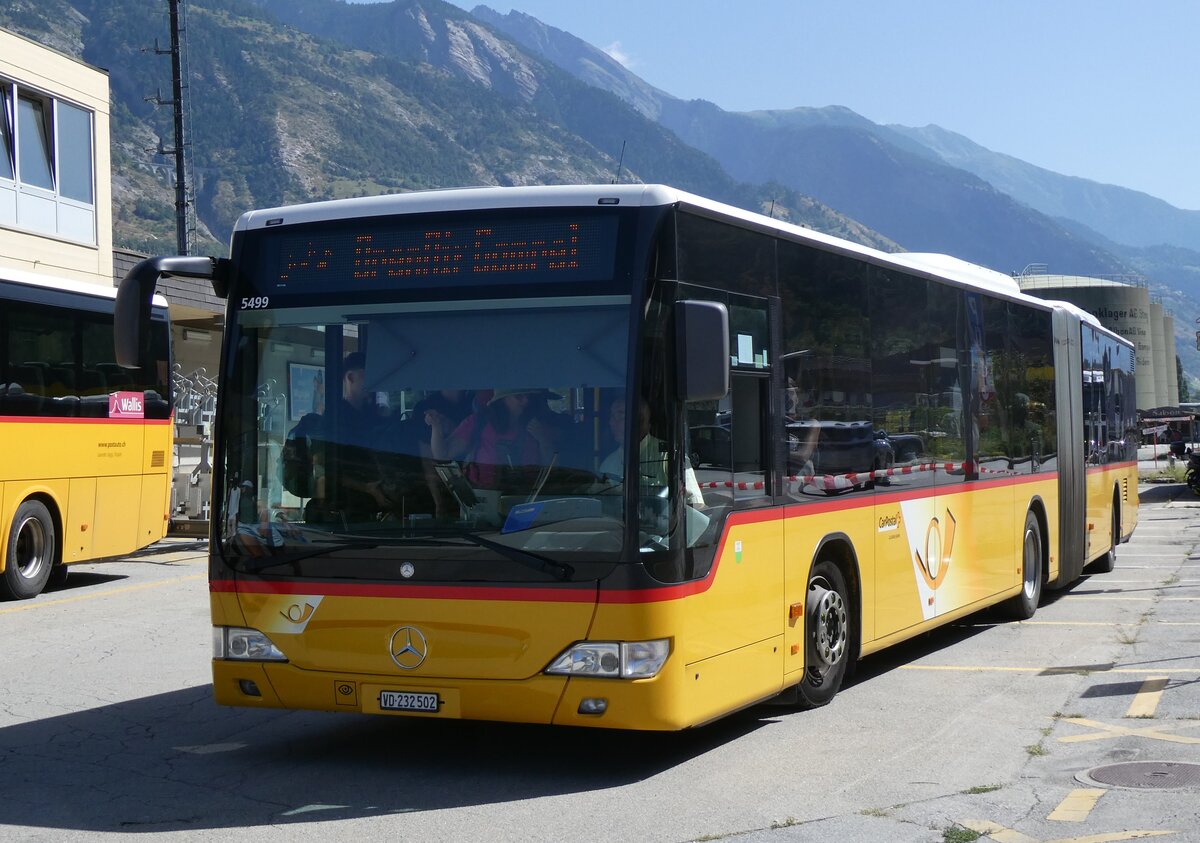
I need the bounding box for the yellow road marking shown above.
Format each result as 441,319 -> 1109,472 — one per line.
133,551 -> 207,563
964,818 -> 1175,842
0,574 -> 205,615
1047,789 -> 1105,822
1043,833 -> 1175,842
1058,717 -> 1200,745
1018,621 -> 1128,627
1062,596 -> 1200,602
962,819 -> 1038,843
1125,677 -> 1169,718
899,665 -> 1200,675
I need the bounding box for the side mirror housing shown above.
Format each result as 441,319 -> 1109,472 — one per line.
115,256 -> 218,367
675,299 -> 730,402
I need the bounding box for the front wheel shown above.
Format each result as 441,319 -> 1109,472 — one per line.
1,500 -> 57,600
796,559 -> 852,708
1003,510 -> 1043,620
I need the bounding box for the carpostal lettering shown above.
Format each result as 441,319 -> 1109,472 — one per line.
878,512 -> 901,532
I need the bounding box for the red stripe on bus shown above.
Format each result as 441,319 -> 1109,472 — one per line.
212,471 -> 1061,605
602,472 -> 1058,603
210,578 -> 598,602
1087,461 -> 1137,474
0,415 -> 173,425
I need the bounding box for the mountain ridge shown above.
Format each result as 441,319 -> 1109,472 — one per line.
3,0 -> 1196,385
474,5 -> 1129,278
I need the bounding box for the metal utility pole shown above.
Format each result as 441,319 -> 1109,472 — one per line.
167,0 -> 187,255
146,0 -> 190,255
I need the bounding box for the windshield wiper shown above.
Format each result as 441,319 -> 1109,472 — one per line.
231,530 -> 575,582
233,538 -> 388,574
447,530 -> 575,582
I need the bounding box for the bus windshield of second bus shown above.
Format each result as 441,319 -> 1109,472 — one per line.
215,205 -> 696,582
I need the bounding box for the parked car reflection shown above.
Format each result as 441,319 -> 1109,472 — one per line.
786,419 -> 897,480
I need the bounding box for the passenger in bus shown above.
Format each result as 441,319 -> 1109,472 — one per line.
427,387 -> 563,493
314,351 -> 392,520
415,389 -> 475,517
600,398 -> 705,508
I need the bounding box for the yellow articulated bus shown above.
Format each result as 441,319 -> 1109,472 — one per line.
1,268 -> 173,600
118,185 -> 1138,729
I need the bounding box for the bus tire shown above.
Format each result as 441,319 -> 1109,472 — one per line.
796,558 -> 851,708
48,562 -> 70,589
1003,510 -> 1043,620
1,500 -> 56,601
1092,498 -> 1119,575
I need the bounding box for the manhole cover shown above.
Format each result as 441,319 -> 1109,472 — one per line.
1079,761 -> 1200,790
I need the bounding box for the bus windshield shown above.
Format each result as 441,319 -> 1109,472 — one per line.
218,294 -> 634,582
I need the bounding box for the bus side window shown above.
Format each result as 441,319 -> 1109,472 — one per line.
6,364 -> 45,414
730,374 -> 770,504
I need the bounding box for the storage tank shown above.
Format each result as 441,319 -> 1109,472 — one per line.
1164,312 -> 1179,406
1150,301 -> 1169,406
1018,275 -> 1158,410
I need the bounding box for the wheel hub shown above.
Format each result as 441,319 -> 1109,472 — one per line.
1023,527 -> 1039,598
15,515 -> 48,581
807,578 -> 847,671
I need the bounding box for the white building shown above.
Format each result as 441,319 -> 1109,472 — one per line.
1,26 -> 112,286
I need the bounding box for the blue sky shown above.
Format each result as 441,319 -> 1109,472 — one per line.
353,1 -> 1200,210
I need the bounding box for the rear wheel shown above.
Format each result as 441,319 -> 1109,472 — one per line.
1,500 -> 56,600
1092,499 -> 1119,574
796,559 -> 851,708
1003,510 -> 1042,620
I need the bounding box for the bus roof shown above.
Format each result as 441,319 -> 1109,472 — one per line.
229,183 -> 1058,313
0,265 -> 169,309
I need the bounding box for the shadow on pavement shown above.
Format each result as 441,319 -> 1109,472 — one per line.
1138,483 -> 1189,504
850,618 -> 993,684
0,687 -> 771,833
43,571 -> 129,593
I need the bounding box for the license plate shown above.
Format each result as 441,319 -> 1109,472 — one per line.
379,690 -> 440,713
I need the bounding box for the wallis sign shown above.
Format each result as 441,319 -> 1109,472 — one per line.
108,391 -> 145,419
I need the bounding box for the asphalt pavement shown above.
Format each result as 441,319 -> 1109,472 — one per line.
1,484 -> 1197,842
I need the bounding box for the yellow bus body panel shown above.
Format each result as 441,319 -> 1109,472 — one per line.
208,470 -> 1128,731
0,418 -> 172,573
1085,462 -> 1139,563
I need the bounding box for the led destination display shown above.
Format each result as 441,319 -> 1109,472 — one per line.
263,214 -> 620,294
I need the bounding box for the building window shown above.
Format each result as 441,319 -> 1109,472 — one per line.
17,93 -> 54,191
0,78 -> 96,244
0,85 -> 13,180
57,100 -> 93,203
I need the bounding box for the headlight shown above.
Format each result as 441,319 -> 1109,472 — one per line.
212,627 -> 287,662
545,639 -> 670,679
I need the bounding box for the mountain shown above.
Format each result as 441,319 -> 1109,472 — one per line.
469,6 -> 669,121
250,0 -> 893,246
660,105 -> 1131,276
0,0 -> 895,254
471,4 -> 1200,388
889,124 -> 1200,252
4,0 -> 1196,387
475,6 -> 1131,279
